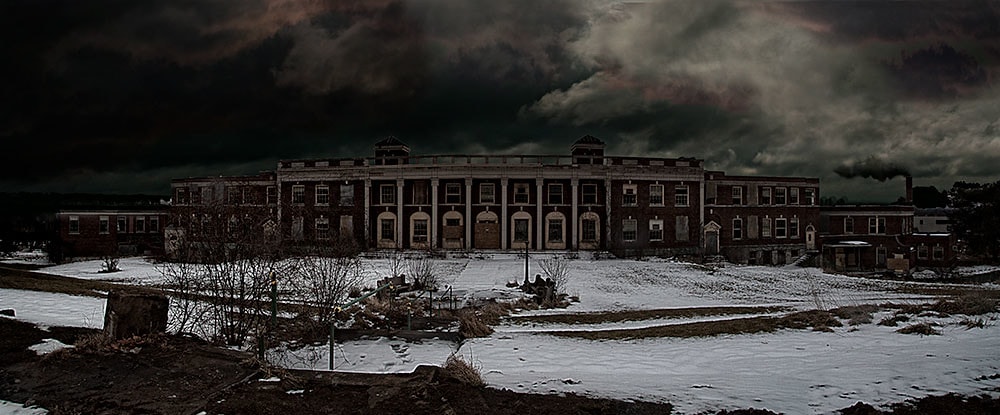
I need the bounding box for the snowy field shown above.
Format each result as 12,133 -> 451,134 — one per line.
4,254 -> 1000,414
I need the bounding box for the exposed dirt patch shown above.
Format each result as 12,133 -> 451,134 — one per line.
0,266 -> 156,298
547,310 -> 842,340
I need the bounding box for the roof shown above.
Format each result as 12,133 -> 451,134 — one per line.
824,241 -> 872,248
574,135 -> 605,146
374,136 -> 408,147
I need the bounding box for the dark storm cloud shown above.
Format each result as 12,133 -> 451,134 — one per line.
2,0 -> 998,200
834,157 -> 910,182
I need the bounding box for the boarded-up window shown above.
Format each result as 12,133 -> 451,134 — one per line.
675,216 -> 689,241
340,216 -> 353,237
747,215 -> 759,239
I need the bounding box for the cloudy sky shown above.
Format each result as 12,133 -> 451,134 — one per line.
2,0 -> 998,201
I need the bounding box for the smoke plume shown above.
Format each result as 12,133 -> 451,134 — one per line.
834,156 -> 911,181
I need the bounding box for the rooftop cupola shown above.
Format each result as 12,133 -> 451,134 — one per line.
373,136 -> 410,165
571,135 -> 605,164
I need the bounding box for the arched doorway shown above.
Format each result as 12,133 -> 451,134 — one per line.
805,225 -> 816,250
442,211 -> 464,250
474,211 -> 500,249
703,221 -> 720,256
544,212 -> 567,250
510,211 -> 532,250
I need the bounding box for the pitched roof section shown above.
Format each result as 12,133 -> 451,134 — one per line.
574,135 -> 605,146
374,136 -> 408,147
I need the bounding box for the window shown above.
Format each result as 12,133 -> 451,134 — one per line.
804,188 -> 816,205
176,188 -> 189,204
775,218 -> 787,238
316,185 -> 330,205
315,218 -> 330,240
445,183 -> 462,204
622,219 -> 637,241
761,187 -> 772,205
292,185 -> 305,204
790,187 -> 799,204
150,217 -> 160,233
623,184 -> 637,206
339,184 -> 354,206
582,219 -> 597,241
227,187 -> 241,204
480,183 -> 495,204
228,216 -> 239,235
649,184 -> 664,206
413,182 -> 428,204
869,217 -> 886,234
845,217 -> 854,234
200,186 -> 213,204
413,219 -> 429,242
877,246 -> 887,266
675,216 -> 689,241
514,183 -> 529,204
68,216 -> 80,234
135,217 -> 145,233
762,217 -> 772,238
267,186 -> 277,205
933,245 -> 944,260
292,216 -> 304,240
790,217 -> 799,238
649,219 -> 664,241
380,218 -> 395,241
117,216 -> 127,233
340,216 -> 353,237
732,186 -> 743,205
775,187 -> 786,205
548,219 -> 563,242
918,245 -> 929,260
733,218 -> 743,240
514,219 -> 529,241
675,185 -> 689,207
582,184 -> 599,204
446,218 -> 461,227
380,184 -> 395,205
548,184 -> 563,205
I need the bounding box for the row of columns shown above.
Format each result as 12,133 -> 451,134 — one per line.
373,177 -> 583,250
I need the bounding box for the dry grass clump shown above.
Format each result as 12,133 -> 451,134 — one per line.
831,305 -> 878,326
897,322 -> 940,335
780,310 -> 843,332
458,310 -> 494,338
878,314 -> 911,327
444,353 -> 485,387
958,317 -> 995,329
933,294 -> 997,316
72,332 -> 167,354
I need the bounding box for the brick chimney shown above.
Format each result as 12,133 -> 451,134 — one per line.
905,175 -> 913,203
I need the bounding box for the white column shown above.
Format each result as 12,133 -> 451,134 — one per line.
396,178 -> 404,249
431,178 -> 439,249
501,178 -> 508,250
571,178 -> 579,251
465,178 -> 473,250
363,178 -> 371,248
536,178 -> 543,251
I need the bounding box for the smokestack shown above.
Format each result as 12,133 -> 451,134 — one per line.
905,175 -> 913,203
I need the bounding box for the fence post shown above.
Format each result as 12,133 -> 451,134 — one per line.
329,324 -> 335,370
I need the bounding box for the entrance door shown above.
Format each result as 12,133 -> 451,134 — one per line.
805,226 -> 816,250
474,211 -> 500,249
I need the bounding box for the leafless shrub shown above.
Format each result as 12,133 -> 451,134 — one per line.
444,353 -> 485,387
73,332 -> 114,353
537,256 -> 571,293
958,317 -> 995,329
407,256 -> 438,290
897,322 -> 940,335
780,310 -> 842,331
286,246 -> 366,327
384,249 -> 406,280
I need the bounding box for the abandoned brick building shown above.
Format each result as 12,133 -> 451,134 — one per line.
168,136 -> 824,264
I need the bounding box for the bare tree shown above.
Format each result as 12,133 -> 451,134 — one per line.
384,249 -> 407,280
537,255 -> 571,293
406,255 -> 439,290
159,177 -> 285,346
286,244 -> 366,327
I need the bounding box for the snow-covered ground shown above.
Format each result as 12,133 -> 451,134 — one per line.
6,255 -> 1000,414
40,257 -> 165,285
0,250 -> 51,267
0,289 -> 104,329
